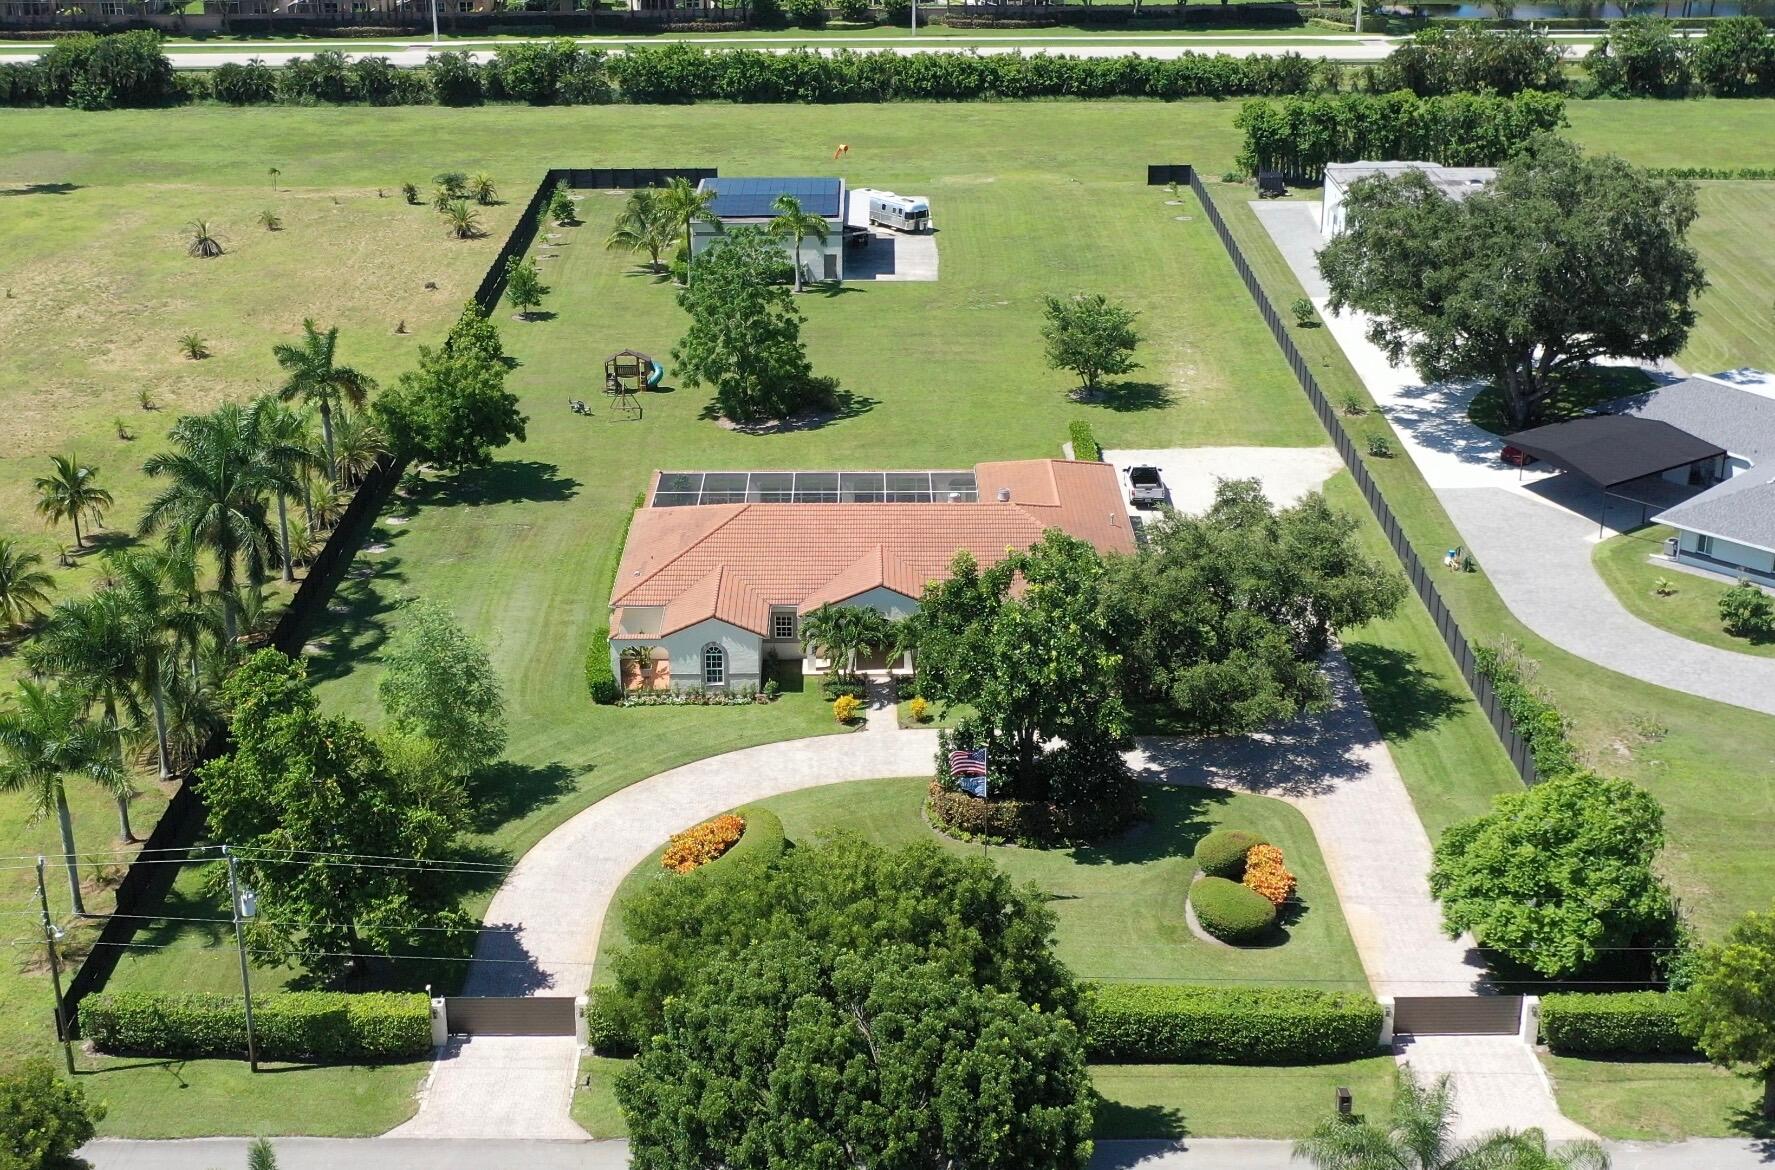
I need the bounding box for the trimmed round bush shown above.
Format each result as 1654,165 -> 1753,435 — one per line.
1193,829 -> 1268,879
1190,876 -> 1278,944
704,805 -> 786,873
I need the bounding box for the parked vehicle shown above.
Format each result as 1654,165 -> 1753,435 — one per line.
1499,445 -> 1537,467
1126,465 -> 1166,508
867,192 -> 932,233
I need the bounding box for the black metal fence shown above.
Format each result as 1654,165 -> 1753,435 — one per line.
1173,166 -> 1539,788
561,167 -> 717,191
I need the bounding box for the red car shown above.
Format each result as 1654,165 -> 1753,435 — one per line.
1499,445 -> 1538,467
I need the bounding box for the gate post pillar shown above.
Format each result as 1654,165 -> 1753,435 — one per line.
430,997 -> 449,1047
1377,997 -> 1396,1048
575,995 -> 590,1049
1518,996 -> 1541,1046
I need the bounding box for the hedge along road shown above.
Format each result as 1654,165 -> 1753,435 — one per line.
393,652 -> 1493,1140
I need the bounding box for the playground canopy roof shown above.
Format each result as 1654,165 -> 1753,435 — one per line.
701,177 -> 844,220
1503,414 -> 1725,489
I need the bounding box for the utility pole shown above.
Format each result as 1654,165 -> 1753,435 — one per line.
1354,0 -> 1363,34
911,0 -> 918,35
36,858 -> 75,1076
430,0 -> 440,45
224,847 -> 260,1073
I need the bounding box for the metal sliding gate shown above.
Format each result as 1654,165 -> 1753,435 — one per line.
1393,996 -> 1524,1036
442,996 -> 578,1037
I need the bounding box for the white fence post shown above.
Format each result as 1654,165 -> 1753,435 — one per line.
430,997 -> 449,1047
575,995 -> 590,1049
1518,996 -> 1541,1046
1378,997 -> 1396,1048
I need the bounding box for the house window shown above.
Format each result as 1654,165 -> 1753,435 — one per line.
702,643 -> 726,687
772,609 -> 796,641
1695,533 -> 1714,557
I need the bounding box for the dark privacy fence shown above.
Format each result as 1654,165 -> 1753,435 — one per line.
1164,165 -> 1540,788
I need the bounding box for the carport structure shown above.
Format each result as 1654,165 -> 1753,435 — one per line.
1503,414 -> 1726,534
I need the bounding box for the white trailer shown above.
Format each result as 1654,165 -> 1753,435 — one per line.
866,192 -> 931,233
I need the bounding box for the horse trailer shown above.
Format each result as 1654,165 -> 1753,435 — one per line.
867,193 -> 931,233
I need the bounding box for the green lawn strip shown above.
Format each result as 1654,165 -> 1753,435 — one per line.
1218,189 -> 1775,937
593,778 -> 1369,991
85,1056 -> 423,1138
1539,1053 -> 1772,1141
573,1053 -> 1397,1139
1594,524 -> 1775,659
1680,182 -> 1775,373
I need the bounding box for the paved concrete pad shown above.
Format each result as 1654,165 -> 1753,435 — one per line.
1103,446 -> 1343,517
844,187 -> 939,282
1395,1034 -> 1596,1141
389,1036 -> 584,1139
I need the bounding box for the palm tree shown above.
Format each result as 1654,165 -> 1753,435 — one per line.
25,590 -> 148,837
658,175 -> 718,265
1294,1065 -> 1610,1170
186,220 -> 224,259
469,172 -> 498,206
0,539 -> 56,632
139,403 -> 282,645
271,318 -> 376,485
442,201 -> 483,241
800,603 -> 893,678
768,194 -> 830,293
0,680 -> 127,915
251,399 -> 318,583
605,188 -> 676,273
329,407 -> 389,487
102,549 -> 196,782
34,454 -> 114,550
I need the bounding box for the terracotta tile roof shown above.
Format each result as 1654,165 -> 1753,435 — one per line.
611,460 -> 1134,639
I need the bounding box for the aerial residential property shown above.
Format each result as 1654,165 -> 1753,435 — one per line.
4,17 -> 1775,1170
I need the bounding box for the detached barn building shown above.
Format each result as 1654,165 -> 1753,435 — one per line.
690,176 -> 847,283
607,460 -> 1135,692
1321,161 -> 1497,237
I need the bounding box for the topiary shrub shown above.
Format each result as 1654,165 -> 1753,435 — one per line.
1068,419 -> 1101,462
1193,829 -> 1268,879
1540,991 -> 1697,1055
78,991 -> 430,1061
1190,876 -> 1278,944
1084,983 -> 1381,1063
586,629 -> 620,704
703,805 -> 785,872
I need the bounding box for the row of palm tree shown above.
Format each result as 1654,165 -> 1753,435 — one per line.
1,321 -> 387,916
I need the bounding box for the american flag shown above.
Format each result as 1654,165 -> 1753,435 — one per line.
949,747 -> 988,777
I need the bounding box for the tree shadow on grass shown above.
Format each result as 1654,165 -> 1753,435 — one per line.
1341,642 -> 1467,738
296,555 -> 405,685
464,761 -> 580,833
1078,381 -> 1175,413
1063,783 -> 1230,868
1091,1098 -> 1189,1143
424,460 -> 580,508
0,182 -> 82,197
698,388 -> 879,433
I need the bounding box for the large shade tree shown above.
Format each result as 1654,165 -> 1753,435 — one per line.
376,598 -> 507,780
1099,479 -> 1405,733
1318,135 -> 1707,429
272,318 -> 376,483
909,531 -> 1127,797
1683,902 -> 1775,1119
1429,772 -> 1673,979
0,681 -> 126,914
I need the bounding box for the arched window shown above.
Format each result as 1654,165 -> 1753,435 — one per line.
702,643 -> 726,687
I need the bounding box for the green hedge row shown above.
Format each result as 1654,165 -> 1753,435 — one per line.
78,991 -> 432,1062
1540,992 -> 1696,1056
1472,643 -> 1579,778
1068,421 -> 1101,462
1647,166 -> 1775,180
1084,983 -> 1381,1064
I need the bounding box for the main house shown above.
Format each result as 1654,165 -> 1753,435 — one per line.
689,176 -> 847,283
607,459 -> 1135,691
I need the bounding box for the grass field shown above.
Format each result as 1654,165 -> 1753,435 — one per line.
572,1050 -> 1399,1139
1677,183 -> 1775,375
1541,1054 -> 1773,1141
4,99 -> 1775,1132
1221,187 -> 1775,940
1594,524 -> 1775,659
594,778 -> 1370,990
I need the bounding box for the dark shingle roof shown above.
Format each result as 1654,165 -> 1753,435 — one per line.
1504,414 -> 1724,489
702,177 -> 842,220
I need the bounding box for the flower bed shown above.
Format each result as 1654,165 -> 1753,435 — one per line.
622,683 -> 766,707
661,813 -> 747,874
1242,843 -> 1297,907
926,779 -> 1143,846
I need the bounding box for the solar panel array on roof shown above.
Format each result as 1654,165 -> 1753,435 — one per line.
653,470 -> 977,507
703,177 -> 843,220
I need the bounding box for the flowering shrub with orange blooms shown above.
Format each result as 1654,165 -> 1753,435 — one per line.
1242,843 -> 1296,907
661,813 -> 746,874
833,694 -> 864,724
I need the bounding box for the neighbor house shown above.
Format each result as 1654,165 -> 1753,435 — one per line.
1320,161 -> 1497,237
607,459 -> 1135,691
690,176 -> 847,283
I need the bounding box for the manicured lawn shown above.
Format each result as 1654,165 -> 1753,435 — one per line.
596,778 -> 1370,991
1594,524 -> 1775,659
573,1052 -> 1398,1140
1675,182 -> 1775,375
1220,188 -> 1775,938
1541,1054 -> 1772,1141
82,1056 -> 423,1138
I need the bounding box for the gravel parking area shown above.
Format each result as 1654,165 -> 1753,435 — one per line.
1102,446 -> 1344,518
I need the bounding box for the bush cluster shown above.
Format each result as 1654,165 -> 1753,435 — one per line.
1472,642 -> 1578,777
1242,843 -> 1296,907
1367,26 -> 1565,97
1068,420 -> 1101,462
1539,992 -> 1697,1055
702,805 -> 785,872
622,682 -> 764,706
1586,16 -> 1775,97
1192,829 -> 1267,879
585,627 -> 620,705
1647,166 -> 1775,180
661,813 -> 747,874
1189,875 -> 1278,944
926,779 -> 1143,846
1084,983 -> 1381,1063
833,693 -> 865,723
821,675 -> 867,701
79,991 -> 432,1061
1234,90 -> 1567,182
1719,579 -> 1775,639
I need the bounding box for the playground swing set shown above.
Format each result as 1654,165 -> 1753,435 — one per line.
570,349 -> 665,420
